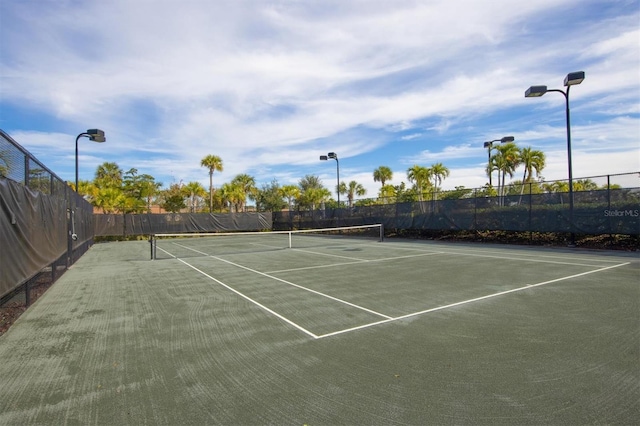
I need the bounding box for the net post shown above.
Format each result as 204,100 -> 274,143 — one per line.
149,234 -> 156,260
288,231 -> 292,248
379,223 -> 384,242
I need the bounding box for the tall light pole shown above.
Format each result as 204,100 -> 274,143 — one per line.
525,71 -> 585,245
483,136 -> 514,187
75,129 -> 106,192
320,152 -> 340,207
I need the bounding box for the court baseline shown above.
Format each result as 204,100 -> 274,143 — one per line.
157,243 -> 630,339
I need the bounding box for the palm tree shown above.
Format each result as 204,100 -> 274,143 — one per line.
200,154 -> 223,212
543,180 -> 570,205
406,165 -> 431,202
519,147 -> 546,184
491,143 -> 520,203
94,187 -> 126,214
298,175 -> 323,192
517,147 -> 545,201
183,181 -> 207,212
373,166 -> 393,187
231,173 -> 257,212
302,187 -> 331,210
574,178 -> 598,191
138,175 -> 162,213
94,162 -> 123,189
378,184 -> 396,204
543,181 -> 569,193
77,179 -> 98,201
219,182 -> 243,212
430,162 -> 450,200
339,180 -> 367,208
298,175 -> 328,210
280,185 -> 300,211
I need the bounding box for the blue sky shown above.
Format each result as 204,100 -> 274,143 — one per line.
1,0 -> 639,200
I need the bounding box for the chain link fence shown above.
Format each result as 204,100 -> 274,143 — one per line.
274,172 -> 640,236
1,130 -> 94,305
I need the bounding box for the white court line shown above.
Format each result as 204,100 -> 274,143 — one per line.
171,243 -> 393,320
421,250 -> 619,268
154,246 -> 319,338
290,248 -> 367,262
315,261 -> 631,339
376,241 -> 628,265
286,239 -> 625,269
342,241 -> 621,268
267,251 -> 443,274
158,242 -> 631,339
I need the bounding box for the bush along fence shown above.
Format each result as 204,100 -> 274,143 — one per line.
273,176 -> 640,236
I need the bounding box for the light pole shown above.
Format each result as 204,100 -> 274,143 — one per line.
483,136 -> 514,187
75,129 -> 106,192
525,71 -> 585,245
320,152 -> 340,207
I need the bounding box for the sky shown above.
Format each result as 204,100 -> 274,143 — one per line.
1,0 -> 639,201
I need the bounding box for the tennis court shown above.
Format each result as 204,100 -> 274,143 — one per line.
0,227 -> 638,424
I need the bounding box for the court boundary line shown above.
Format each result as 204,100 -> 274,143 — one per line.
156,243 -> 630,340
155,247 -> 320,338
290,242 -> 622,269
361,241 -> 628,265
315,261 -> 631,339
168,243 -> 393,320
266,246 -> 612,274
267,250 -> 443,274
262,240 -> 627,274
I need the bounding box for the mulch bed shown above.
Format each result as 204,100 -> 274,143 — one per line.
0,273 -> 56,337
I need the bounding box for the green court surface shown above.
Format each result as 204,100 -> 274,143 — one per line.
0,236 -> 638,425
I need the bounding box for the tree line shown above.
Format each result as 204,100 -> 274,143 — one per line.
68,142 -> 615,214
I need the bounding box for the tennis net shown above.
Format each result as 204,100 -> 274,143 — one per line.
150,224 -> 384,259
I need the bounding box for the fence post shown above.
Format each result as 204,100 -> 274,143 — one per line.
529,182 -> 533,243
607,174 -> 612,239
24,156 -> 29,186
66,188 -> 73,267
473,188 -> 478,233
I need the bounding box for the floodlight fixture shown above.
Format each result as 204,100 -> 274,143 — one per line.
86,128 -> 106,143
524,85 -> 547,97
564,71 -> 585,86
483,136 -> 515,187
525,71 -> 585,246
75,128 -> 106,192
320,151 -> 340,206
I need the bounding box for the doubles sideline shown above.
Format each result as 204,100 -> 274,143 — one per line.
155,243 -> 631,339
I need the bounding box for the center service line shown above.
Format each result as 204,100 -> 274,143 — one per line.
173,243 -> 393,320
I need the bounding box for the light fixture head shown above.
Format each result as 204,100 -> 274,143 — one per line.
327,152 -> 337,159
564,71 -> 585,86
86,128 -> 106,142
501,136 -> 515,143
320,155 -> 328,160
525,85 -> 547,97
483,142 -> 491,148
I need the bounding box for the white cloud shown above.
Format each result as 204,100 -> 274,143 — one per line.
1,0 -> 638,196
